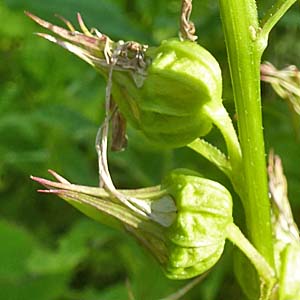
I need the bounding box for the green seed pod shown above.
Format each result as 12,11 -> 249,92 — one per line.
32,168 -> 233,280
112,39 -> 222,148
161,169 -> 233,279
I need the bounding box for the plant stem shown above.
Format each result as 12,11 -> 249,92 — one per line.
204,104 -> 243,191
226,223 -> 276,299
260,0 -> 298,43
218,0 -> 275,268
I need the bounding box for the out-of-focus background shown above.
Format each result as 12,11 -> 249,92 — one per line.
0,1 -> 299,299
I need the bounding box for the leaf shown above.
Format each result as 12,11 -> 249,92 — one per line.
0,273 -> 69,300
67,284 -> 129,300
0,220 -> 69,300
0,219 -> 36,279
27,219 -> 116,274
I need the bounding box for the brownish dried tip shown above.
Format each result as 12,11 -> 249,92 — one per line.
30,175 -> 65,190
30,175 -> 48,185
54,13 -> 76,32
180,0 -> 197,42
25,11 -> 104,51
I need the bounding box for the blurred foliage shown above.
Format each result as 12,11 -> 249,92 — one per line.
0,1 -> 299,299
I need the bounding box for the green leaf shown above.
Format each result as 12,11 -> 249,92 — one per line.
28,219 -> 116,274
70,284 -> 130,300
0,219 -> 36,279
0,220 -> 69,300
0,273 -> 69,300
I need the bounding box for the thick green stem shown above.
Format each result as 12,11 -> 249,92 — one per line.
218,0 -> 275,268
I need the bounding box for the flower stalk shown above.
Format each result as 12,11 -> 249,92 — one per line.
260,0 -> 298,44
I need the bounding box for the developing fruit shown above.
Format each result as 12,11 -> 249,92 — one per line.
26,13 -> 223,148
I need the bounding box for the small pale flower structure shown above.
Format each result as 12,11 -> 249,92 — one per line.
261,62 -> 300,115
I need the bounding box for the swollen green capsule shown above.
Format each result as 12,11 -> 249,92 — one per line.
161,169 -> 232,279
112,39 -> 222,148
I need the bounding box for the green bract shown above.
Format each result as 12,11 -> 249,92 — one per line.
279,243 -> 300,299
112,39 -> 222,147
268,152 -> 300,299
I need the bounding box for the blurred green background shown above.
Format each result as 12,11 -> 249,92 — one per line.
0,1 -> 299,299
